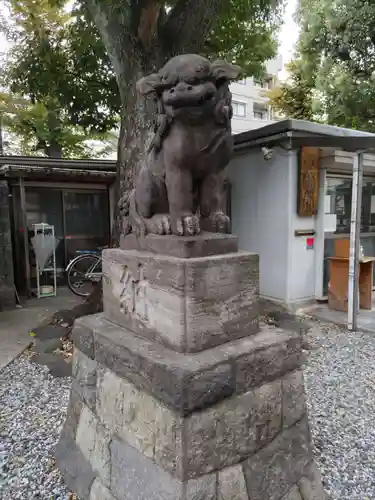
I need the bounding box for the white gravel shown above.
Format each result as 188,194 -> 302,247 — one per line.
304,321 -> 375,500
0,354 -> 73,500
2,321 -> 375,499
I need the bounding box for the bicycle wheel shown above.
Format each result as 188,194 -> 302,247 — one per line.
67,254 -> 102,297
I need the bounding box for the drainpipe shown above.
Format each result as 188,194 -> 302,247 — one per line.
348,151 -> 364,331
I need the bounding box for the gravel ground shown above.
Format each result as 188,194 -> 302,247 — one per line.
304,320 -> 375,500
0,353 -> 73,500
2,321 -> 375,499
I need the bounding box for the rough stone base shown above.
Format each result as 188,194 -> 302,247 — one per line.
57,415 -> 325,500
56,315 -> 327,500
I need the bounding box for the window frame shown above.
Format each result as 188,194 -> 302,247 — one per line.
231,100 -> 247,117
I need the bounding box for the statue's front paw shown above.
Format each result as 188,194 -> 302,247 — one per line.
172,214 -> 200,236
201,212 -> 230,234
146,214 -> 172,235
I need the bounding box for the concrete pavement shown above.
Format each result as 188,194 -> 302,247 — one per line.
0,288 -> 83,371
302,301 -> 375,333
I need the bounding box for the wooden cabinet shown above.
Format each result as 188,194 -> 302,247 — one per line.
328,239 -> 375,312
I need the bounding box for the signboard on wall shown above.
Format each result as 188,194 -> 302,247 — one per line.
297,147 -> 320,216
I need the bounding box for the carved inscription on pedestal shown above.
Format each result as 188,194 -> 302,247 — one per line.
119,264 -> 149,321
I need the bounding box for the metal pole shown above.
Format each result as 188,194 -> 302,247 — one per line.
348,151 -> 364,331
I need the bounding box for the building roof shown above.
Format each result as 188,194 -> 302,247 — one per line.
0,155 -> 116,171
0,155 -> 117,183
234,119 -> 375,153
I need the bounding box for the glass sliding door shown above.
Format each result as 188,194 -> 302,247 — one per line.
323,175 -> 375,295
63,190 -> 110,264
11,183 -> 111,294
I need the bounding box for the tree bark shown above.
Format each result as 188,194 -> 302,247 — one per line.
0,116 -> 3,156
112,53 -> 161,245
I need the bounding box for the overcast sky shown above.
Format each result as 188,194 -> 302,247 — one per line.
279,0 -> 299,79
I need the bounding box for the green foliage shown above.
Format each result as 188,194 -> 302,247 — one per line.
204,0 -> 283,78
2,0 -> 284,157
0,91 -> 116,158
266,59 -> 316,120
288,0 -> 375,132
1,0 -> 119,157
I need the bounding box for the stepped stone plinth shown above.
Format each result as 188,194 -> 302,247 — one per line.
56,233 -> 327,500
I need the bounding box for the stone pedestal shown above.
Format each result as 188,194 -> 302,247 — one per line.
56,235 -> 326,500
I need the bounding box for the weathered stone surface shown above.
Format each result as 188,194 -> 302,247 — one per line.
32,352 -> 72,378
298,462 -> 327,500
281,485 -> 303,500
102,249 -> 259,353
186,362 -> 234,411
282,370 -> 306,428
243,417 -> 313,500
218,464 -> 249,500
185,474 -> 217,500
34,337 -> 62,354
32,324 -> 69,340
89,478 -> 116,500
184,380 -> 282,476
110,436 -> 217,500
111,436 -> 180,500
55,437 -> 96,500
96,367 -> 182,476
75,405 -> 111,487
72,321 -> 95,359
72,348 -> 97,411
59,388 -> 83,442
235,331 -> 303,393
73,314 -> 301,415
120,232 -> 238,258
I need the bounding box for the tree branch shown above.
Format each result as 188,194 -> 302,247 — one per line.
84,0 -> 133,92
132,0 -> 163,51
162,0 -> 227,55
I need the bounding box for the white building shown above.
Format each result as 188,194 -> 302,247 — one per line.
228,119 -> 375,310
230,56 -> 283,134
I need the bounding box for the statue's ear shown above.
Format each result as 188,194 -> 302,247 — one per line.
211,60 -> 241,82
136,73 -> 162,95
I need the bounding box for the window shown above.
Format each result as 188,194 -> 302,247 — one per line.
325,177 -> 352,233
323,176 -> 375,295
254,76 -> 273,89
232,101 -> 246,117
253,105 -> 268,120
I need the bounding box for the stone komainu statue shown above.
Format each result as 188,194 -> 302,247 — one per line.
121,54 -> 241,237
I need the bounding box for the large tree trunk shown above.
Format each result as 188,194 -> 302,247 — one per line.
111,50 -> 161,244
0,116 -> 4,155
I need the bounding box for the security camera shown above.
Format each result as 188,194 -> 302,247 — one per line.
261,146 -> 274,161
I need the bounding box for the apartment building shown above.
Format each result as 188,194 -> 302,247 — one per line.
230,55 -> 283,134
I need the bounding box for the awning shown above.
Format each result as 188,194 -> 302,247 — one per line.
0,164 -> 116,181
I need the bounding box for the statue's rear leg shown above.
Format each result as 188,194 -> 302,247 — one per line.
199,171 -> 230,233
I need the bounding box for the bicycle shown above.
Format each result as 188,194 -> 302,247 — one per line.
66,247 -> 107,297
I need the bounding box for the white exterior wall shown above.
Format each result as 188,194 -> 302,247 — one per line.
227,147 -> 291,302
287,155 -> 317,305
227,146 -> 318,308
230,56 -> 283,134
